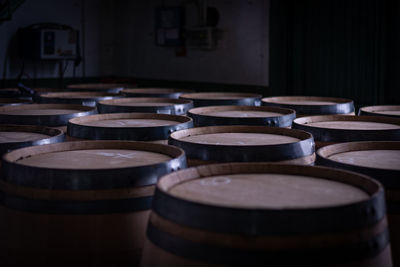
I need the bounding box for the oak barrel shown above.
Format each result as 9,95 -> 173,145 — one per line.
98,97 -> 193,115
0,103 -> 96,127
292,115 -> 400,149
0,125 -> 64,156
359,105 -> 400,118
317,141 -> 400,266
67,113 -> 193,144
261,96 -> 355,117
168,126 -> 315,166
37,91 -> 122,107
0,97 -> 31,106
187,105 -> 296,127
179,92 -> 262,107
122,88 -> 194,99
141,163 -> 392,267
0,141 -> 186,266
67,83 -> 128,93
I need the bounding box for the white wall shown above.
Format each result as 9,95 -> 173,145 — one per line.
0,0 -> 107,80
113,0 -> 270,86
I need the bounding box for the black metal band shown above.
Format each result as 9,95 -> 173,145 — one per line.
1,156 -> 186,190
262,101 -> 355,115
97,102 -> 193,115
67,120 -> 193,141
0,191 -> 152,214
293,123 -> 400,143
0,109 -> 97,126
152,188 -> 386,235
169,137 -> 315,162
189,112 -> 295,127
147,222 -> 389,266
316,155 -> 400,189
189,98 -> 260,108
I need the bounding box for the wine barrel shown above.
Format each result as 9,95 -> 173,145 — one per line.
187,105 -> 296,127
292,115 -> 400,149
0,103 -> 96,127
141,163 -> 392,267
98,97 -> 193,115
317,141 -> 400,266
168,126 -> 315,166
37,91 -> 122,107
261,96 -> 355,117
0,88 -> 21,98
0,141 -> 186,266
67,83 -> 128,93
0,125 -> 64,157
179,92 -> 262,107
67,113 -> 193,144
359,105 -> 400,118
0,98 -> 31,106
122,88 -> 194,99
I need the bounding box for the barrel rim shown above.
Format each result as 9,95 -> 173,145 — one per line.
261,96 -> 354,105
1,140 -> 187,190
0,103 -> 96,114
122,87 -> 195,94
67,83 -> 127,89
98,97 -> 193,106
359,105 -> 400,117
179,92 -> 263,100
38,91 -> 121,98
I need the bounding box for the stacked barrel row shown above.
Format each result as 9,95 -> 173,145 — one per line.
0,83 -> 399,267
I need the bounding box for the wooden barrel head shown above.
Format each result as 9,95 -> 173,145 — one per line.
122,88 -> 194,99
359,105 -> 400,118
97,97 -> 193,115
169,126 -> 314,163
37,91 -> 122,107
0,98 -> 31,106
0,104 -> 96,126
261,96 -> 354,116
188,105 -> 296,127
293,115 -> 400,144
179,92 -> 262,107
67,83 -> 128,93
67,113 -> 193,141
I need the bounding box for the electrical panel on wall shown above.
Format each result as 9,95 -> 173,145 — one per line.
155,7 -> 184,46
20,24 -> 79,60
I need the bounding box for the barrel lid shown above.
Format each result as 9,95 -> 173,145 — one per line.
0,103 -> 94,116
169,126 -> 314,162
39,91 -> 120,99
67,83 -> 127,90
99,97 -> 192,107
0,98 -> 31,106
262,96 -> 352,105
188,105 -> 294,118
359,105 -> 400,118
122,88 -> 194,94
1,141 -> 186,189
180,92 -> 262,100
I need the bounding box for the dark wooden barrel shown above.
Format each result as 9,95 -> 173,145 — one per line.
98,97 -> 194,115
37,91 -> 122,107
0,88 -> 21,98
292,115 -> 400,149
0,98 -> 31,106
261,96 -> 355,117
141,163 -> 392,267
317,141 -> 400,266
0,125 -> 64,157
168,126 -> 315,166
359,105 -> 400,118
179,92 -> 262,107
67,83 -> 128,93
0,103 -> 96,127
187,105 -> 296,127
121,88 -> 194,99
67,113 -> 193,144
0,141 -> 186,266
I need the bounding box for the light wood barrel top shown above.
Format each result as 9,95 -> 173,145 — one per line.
83,119 -> 179,127
328,150 -> 400,170
122,88 -> 192,94
99,98 -> 188,107
0,108 -> 83,115
206,110 -> 282,117
306,121 -> 400,130
180,92 -> 261,100
189,106 -> 292,118
181,133 -> 300,146
0,104 -> 93,116
169,173 -> 368,209
17,149 -> 172,169
262,96 -> 352,105
360,105 -> 400,117
0,131 -> 50,143
67,83 -> 126,90
39,91 -> 119,99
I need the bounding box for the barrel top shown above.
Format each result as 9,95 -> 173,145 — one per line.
180,92 -> 262,100
0,104 -> 94,116
39,91 -> 120,99
294,115 -> 400,130
262,96 -> 353,105
67,83 -> 126,89
188,105 -> 294,118
0,131 -> 50,143
122,88 -> 193,94
360,105 -> 400,116
158,163 -> 380,210
99,97 -> 192,107
0,98 -> 30,104
318,141 -> 400,171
